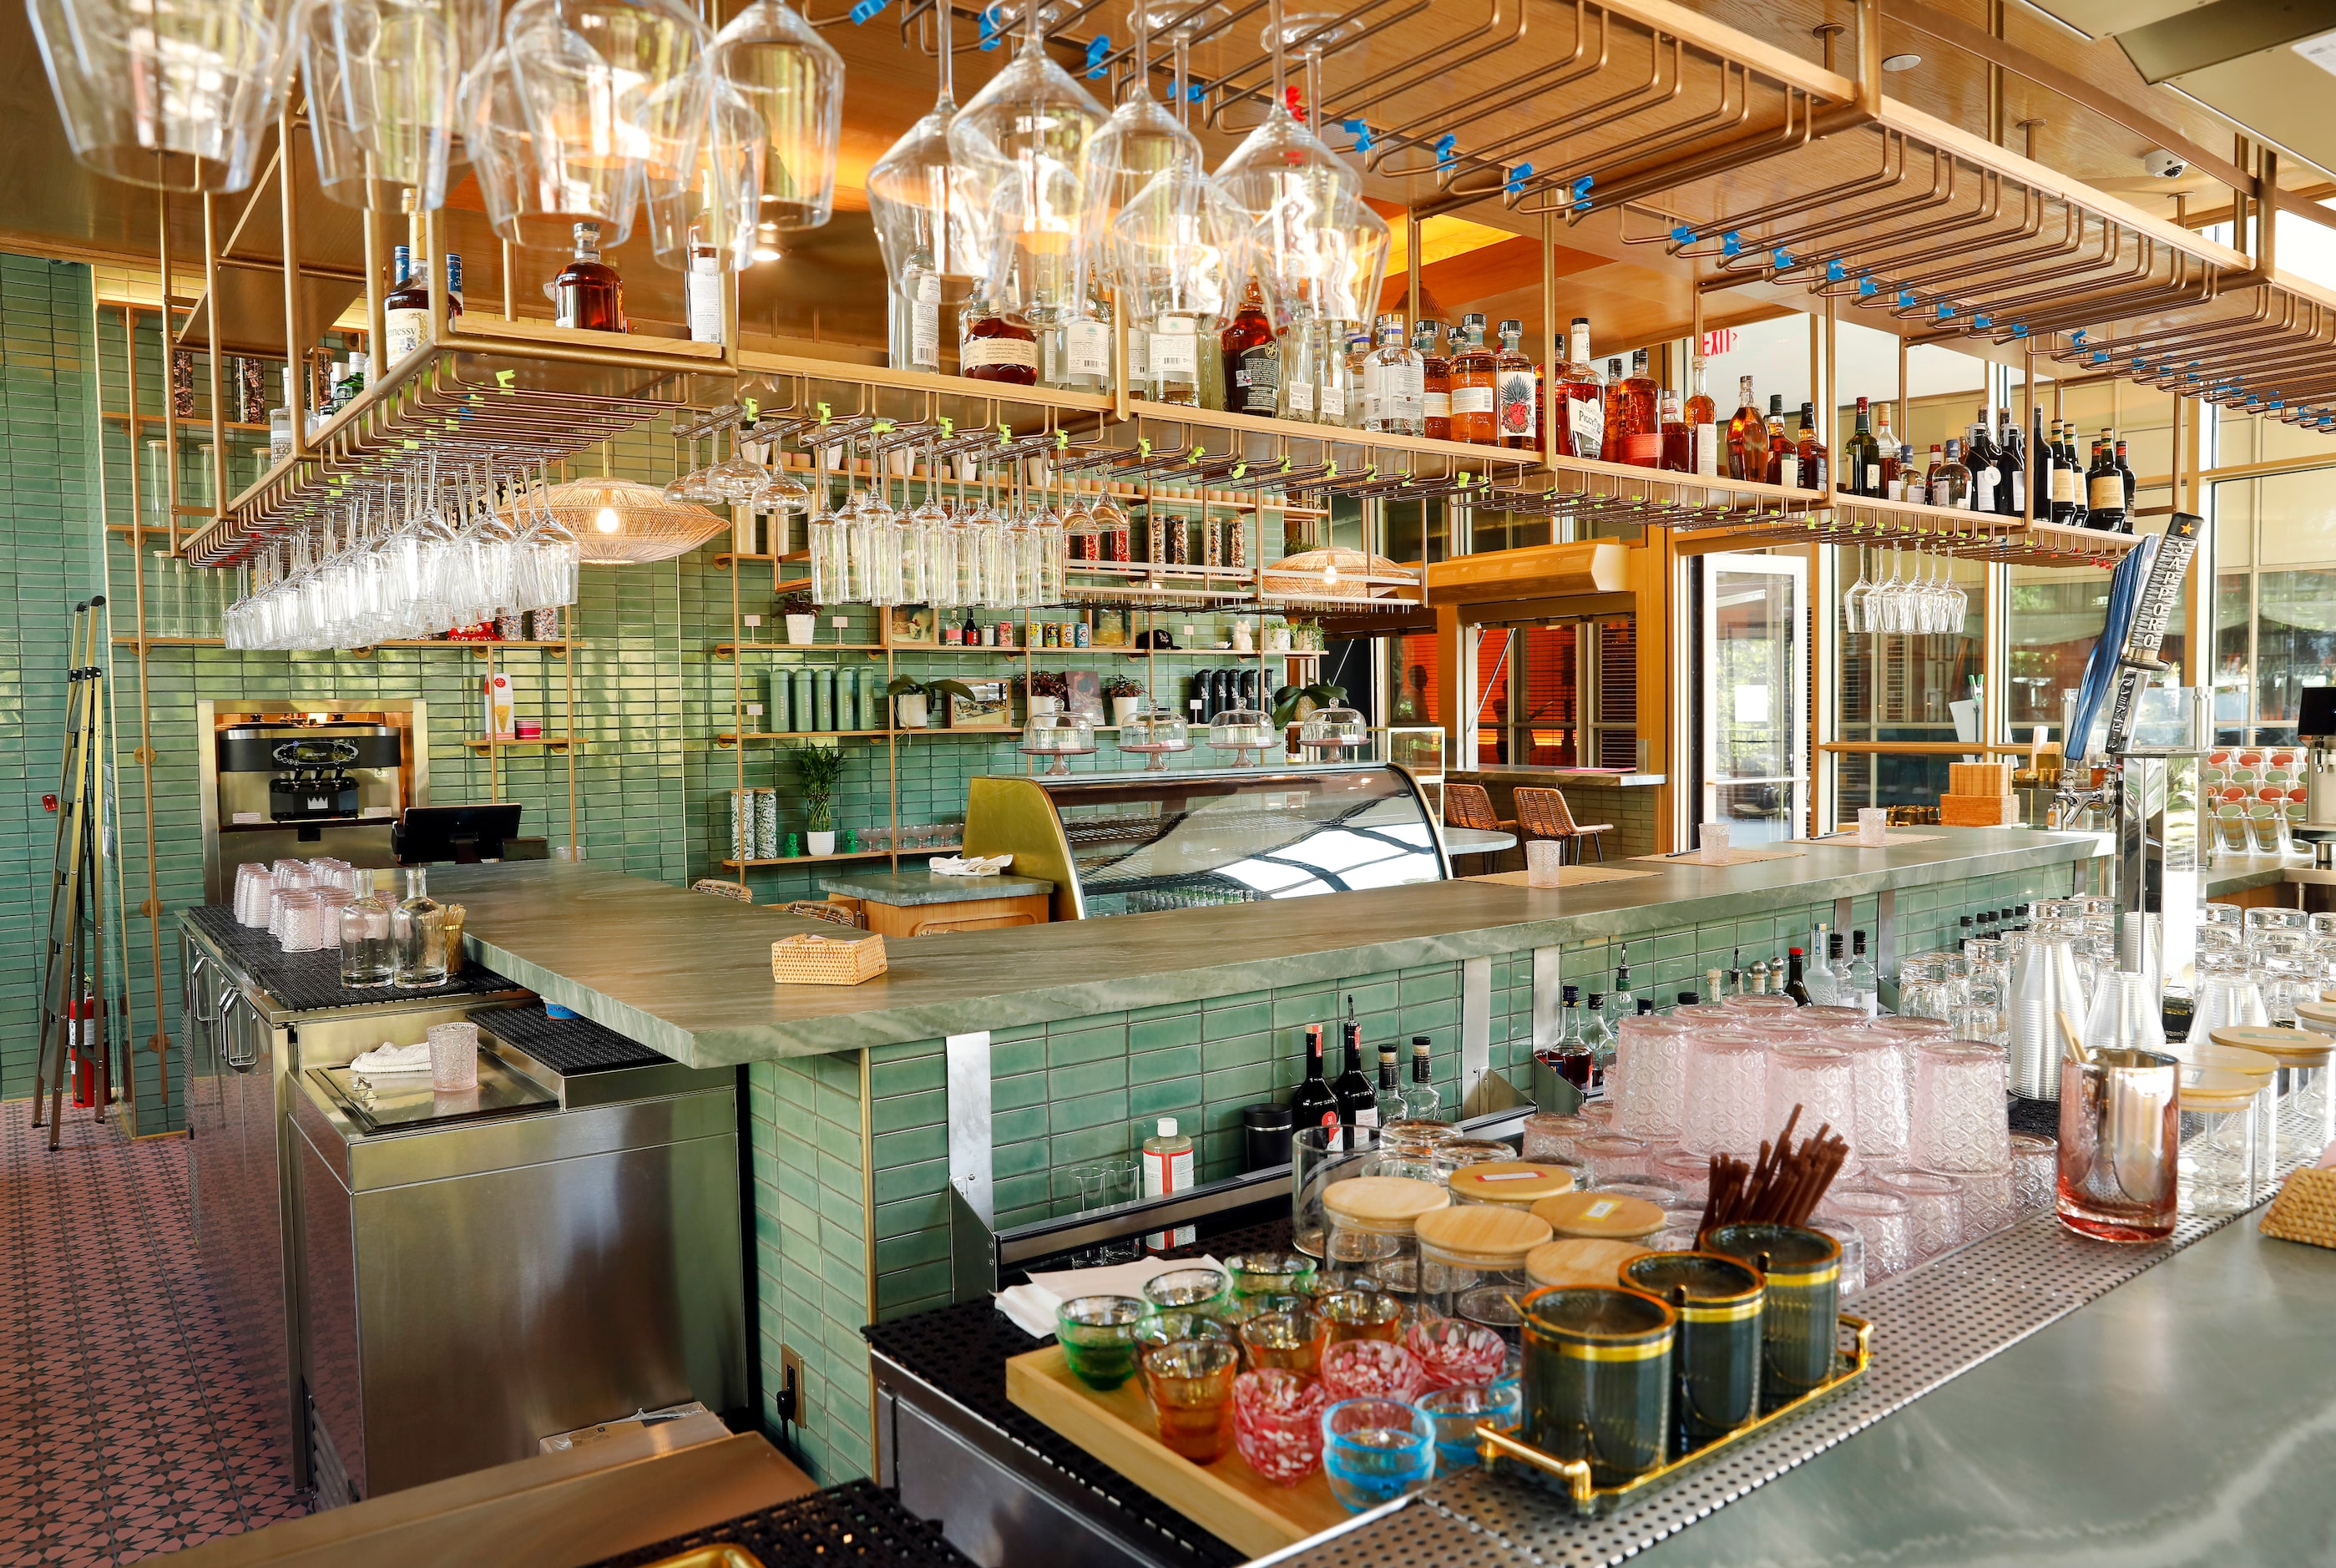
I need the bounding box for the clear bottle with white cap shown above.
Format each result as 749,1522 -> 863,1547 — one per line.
1142,1115 -> 1195,1252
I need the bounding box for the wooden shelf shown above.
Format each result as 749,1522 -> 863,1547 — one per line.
715,641 -> 886,655
109,636 -> 576,652
713,549 -> 810,569
112,635 -> 224,646
465,736 -> 576,751
723,850 -> 890,867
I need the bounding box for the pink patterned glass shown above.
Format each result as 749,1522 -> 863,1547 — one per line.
1575,1134 -> 1653,1187
1823,1186 -> 1913,1281
1319,1338 -> 1428,1404
1834,1032 -> 1910,1163
1909,1039 -> 2010,1172
1520,1113 -> 1591,1165
1651,1150 -> 1711,1204
1403,1317 -> 1507,1389
1875,1169 -> 1965,1261
1681,1030 -> 1769,1156
2008,1130 -> 2057,1213
427,1020 -> 480,1092
1720,994 -> 1801,1015
1232,1369 -> 1328,1485
1764,1045 -> 1861,1171
1945,1164 -> 2017,1237
1614,1016 -> 1690,1141
277,890 -> 326,952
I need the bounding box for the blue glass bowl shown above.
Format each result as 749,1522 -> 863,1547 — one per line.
1415,1379 -> 1522,1471
1320,1397 -> 1435,1513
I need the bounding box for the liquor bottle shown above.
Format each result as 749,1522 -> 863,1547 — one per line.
1222,277 -> 1277,416
1332,1010 -> 1376,1127
1804,929 -> 1841,1004
554,221 -> 626,332
1612,349 -> 1660,467
1843,396 -> 1880,496
338,868 -> 394,987
1494,319 -> 1539,448
1995,407 -> 2025,517
2115,435 -> 2137,517
2054,422 -> 2086,524
1449,313 -> 1496,444
1418,321 -> 1452,441
1371,1044 -> 1406,1130
1727,375 -> 1764,479
1145,311 -> 1203,405
1404,1035 -> 1440,1120
1762,396 -> 1798,487
392,867 -> 447,988
2030,405 -> 2054,520
383,243 -> 429,363
1784,946 -> 1811,1004
2086,430 -> 2127,531
962,607 -> 979,646
1659,389 -> 1691,473
1873,402 -> 1899,494
1552,318 -> 1605,460
1846,929 -> 1878,1017
1676,991 -> 1700,1014
1894,443 -> 1921,503
1602,358 -> 1630,461
887,241 -> 943,372
1793,401 -> 1828,491
1580,995 -> 1615,1092
1609,953 -> 1638,1022
1289,1023 -> 1342,1135
1684,355 -> 1719,476
1552,984 -> 1593,1089
1363,311 -> 1425,435
960,297 -> 1039,387
1929,438 -> 1970,508
1965,417 -> 1998,513
1044,297 -> 1112,393
334,354 -> 367,412
1747,956 -> 1772,995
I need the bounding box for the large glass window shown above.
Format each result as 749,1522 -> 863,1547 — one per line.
1834,547 -> 1984,809
2212,466 -> 2336,746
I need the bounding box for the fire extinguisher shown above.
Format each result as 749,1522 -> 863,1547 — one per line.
68,979 -> 99,1109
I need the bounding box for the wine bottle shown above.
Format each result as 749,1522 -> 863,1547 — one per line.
1332,1008 -> 1376,1128
1404,1034 -> 1441,1120
1289,1024 -> 1342,1136
2086,432 -> 2126,531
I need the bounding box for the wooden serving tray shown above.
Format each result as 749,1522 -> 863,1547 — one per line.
1004,1344 -> 1349,1558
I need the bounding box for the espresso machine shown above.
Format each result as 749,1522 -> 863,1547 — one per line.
200,701 -> 426,899
2298,688 -> 2336,838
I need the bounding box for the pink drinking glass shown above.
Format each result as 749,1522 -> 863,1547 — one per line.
1764,1045 -> 1861,1169
1320,1338 -> 1429,1404
1613,1016 -> 1691,1141
1681,1030 -> 1769,1156
1575,1134 -> 1653,1187
1233,1369 -> 1328,1485
2008,1130 -> 2057,1213
1833,1032 -> 1911,1164
1875,1169 -> 1966,1261
1823,1186 -> 1913,1282
1403,1317 -> 1507,1390
1520,1112 -> 1592,1165
1949,1164 -> 2019,1238
427,1020 -> 480,1092
1909,1039 -> 2010,1172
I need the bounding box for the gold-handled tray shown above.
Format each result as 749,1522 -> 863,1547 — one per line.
638,1550 -> 759,1568
1477,1313 -> 1873,1515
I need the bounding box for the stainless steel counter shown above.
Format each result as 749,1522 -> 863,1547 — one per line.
432,827 -> 2105,1067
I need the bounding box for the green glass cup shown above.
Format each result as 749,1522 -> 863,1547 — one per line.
1226,1251 -> 1317,1299
1621,1252 -> 1765,1454
1057,1294 -> 1147,1390
1519,1284 -> 1676,1488
1705,1223 -> 1841,1412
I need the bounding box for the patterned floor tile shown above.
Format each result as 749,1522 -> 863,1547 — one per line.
0,1101 -> 308,1565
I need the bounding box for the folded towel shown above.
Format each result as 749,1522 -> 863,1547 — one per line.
994,1254 -> 1226,1338
350,1041 -> 432,1074
930,854 -> 1012,878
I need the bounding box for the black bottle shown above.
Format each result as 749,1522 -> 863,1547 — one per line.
1784,946 -> 1810,1004
1289,1024 -> 1342,1136
1995,407 -> 2025,517
1332,1006 -> 1376,1131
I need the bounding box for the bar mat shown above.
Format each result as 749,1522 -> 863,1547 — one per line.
184,904 -> 523,1012
1803,830 -> 1945,845
584,1479 -> 973,1568
1467,866 -> 1653,886
478,1005 -> 669,1074
1632,846 -> 1808,866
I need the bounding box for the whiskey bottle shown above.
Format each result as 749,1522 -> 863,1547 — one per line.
1363,311 -> 1424,435
1417,320 -> 1452,440
1551,318 -> 1605,460
1494,318 -> 1538,448
1683,354 -> 1718,477
382,243 -> 429,363
1222,277 -> 1278,416
1843,395 -> 1880,496
1762,395 -> 1798,488
1615,349 -> 1660,468
1726,375 -> 1764,480
1792,401 -> 1828,492
962,297 -> 1039,387
553,221 -> 626,332
1449,313 -> 1496,444
2086,431 -> 2127,531
1658,388 -> 1690,473
1929,438 -> 1971,508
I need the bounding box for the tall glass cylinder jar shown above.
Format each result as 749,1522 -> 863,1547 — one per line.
338,868 -> 395,987
392,867 -> 448,987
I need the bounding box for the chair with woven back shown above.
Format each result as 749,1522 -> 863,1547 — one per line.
1513,787 -> 1612,864
1442,782 -> 1518,872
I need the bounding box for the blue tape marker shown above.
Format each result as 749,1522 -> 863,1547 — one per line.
1772,247 -> 1792,270
1187,81 -> 1205,102
1671,225 -> 1698,245
1342,119 -> 1372,153
1973,313 -> 1991,330
2010,322 -> 2026,336
2091,350 -> 2108,364
978,4 -> 1001,48
1721,230 -> 1742,258
1825,258 -> 1846,282
1896,290 -> 1916,309
1085,35 -> 1109,77
2071,327 -> 2087,345
1434,133 -> 1457,168
1935,301 -> 1954,318
1857,273 -> 1878,297
848,0 -> 887,20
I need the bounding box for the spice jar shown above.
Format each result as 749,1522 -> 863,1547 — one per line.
1320,1176 -> 1449,1306
1532,1191 -> 1668,1244
1447,1161 -> 1575,1210
1413,1204 -> 1553,1347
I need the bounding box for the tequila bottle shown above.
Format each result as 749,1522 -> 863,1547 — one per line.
1551,318 -> 1604,460
1417,321 -> 1452,440
1494,318 -> 1538,448
1449,313 -> 1496,444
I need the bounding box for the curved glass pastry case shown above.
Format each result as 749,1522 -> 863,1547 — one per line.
963,763 -> 1450,920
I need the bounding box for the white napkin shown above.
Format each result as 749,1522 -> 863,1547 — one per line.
994,1254 -> 1227,1339
349,1041 -> 432,1074
931,854 -> 1013,878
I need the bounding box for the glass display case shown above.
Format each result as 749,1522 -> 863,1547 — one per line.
963,763 -> 1449,920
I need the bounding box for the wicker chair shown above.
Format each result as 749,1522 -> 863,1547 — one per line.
1513,787 -> 1612,864
691,878 -> 755,903
1443,782 -> 1518,872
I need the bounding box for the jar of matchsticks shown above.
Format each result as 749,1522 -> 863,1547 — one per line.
1702,1223 -> 1841,1412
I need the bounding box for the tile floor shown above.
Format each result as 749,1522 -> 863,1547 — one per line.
1,1098 -> 306,1565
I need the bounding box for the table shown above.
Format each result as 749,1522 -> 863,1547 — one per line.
1444,827 -> 1519,855
818,867 -> 1057,938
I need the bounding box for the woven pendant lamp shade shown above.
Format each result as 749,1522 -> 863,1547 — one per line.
513,478 -> 729,565
1259,544 -> 1408,608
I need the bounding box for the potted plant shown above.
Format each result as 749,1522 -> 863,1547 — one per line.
1102,674 -> 1145,727
1286,615 -> 1325,654
1263,620 -> 1292,655
1018,669 -> 1069,717
886,673 -> 976,731
1272,680 -> 1348,757
791,741 -> 849,855
781,590 -> 818,646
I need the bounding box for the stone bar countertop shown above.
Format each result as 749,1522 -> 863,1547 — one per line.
432,826 -> 2101,1068
815,867 -> 1057,906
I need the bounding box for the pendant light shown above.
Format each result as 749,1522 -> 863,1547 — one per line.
515,478 -> 727,565
947,6 -> 1109,326
28,0 -> 291,191
710,0 -> 844,245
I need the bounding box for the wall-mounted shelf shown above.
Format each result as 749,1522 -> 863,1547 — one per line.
714,641 -> 887,655
465,736 -> 576,752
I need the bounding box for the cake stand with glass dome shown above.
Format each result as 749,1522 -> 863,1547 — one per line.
1020,712 -> 1095,776
1115,705 -> 1191,771
1297,706 -> 1369,757
1206,708 -> 1277,767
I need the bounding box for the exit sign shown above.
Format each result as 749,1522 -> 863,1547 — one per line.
1700,328 -> 1737,356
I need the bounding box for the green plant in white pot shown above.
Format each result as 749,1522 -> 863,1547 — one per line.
886,674 -> 975,731
1102,673 -> 1145,727
791,741 -> 849,855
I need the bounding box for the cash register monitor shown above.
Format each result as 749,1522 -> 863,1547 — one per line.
2298,686 -> 2336,742
393,804 -> 523,865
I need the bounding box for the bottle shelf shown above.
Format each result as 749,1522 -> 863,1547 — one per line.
465,736 -> 576,751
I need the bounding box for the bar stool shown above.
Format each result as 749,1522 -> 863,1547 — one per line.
691,878 -> 754,903
1512,787 -> 1610,863
1444,782 -> 1517,873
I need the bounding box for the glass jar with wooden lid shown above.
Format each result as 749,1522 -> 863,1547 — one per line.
1448,1161 -> 1575,1210
1524,1237 -> 1656,1292
1373,1119 -> 1456,1181
1413,1203 -> 1553,1345
1530,1189 -> 1668,1243
1321,1175 -> 1449,1308
2178,1037 -> 2280,1171
2216,1021 -> 2334,1148
1433,1137 -> 1518,1182
2178,1064 -> 2268,1214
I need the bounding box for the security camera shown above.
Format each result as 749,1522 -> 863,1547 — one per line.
2144,149 -> 2188,180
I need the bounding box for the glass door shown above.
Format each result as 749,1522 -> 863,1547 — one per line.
1699,553 -> 1808,844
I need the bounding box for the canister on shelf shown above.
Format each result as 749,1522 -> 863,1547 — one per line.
790,669 -> 815,735
754,788 -> 780,862
1531,1191 -> 1668,1243
1448,1161 -> 1575,1210
765,670 -> 791,733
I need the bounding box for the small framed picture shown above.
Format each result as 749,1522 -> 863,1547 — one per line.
883,604 -> 940,648
1063,669 -> 1105,722
948,679 -> 1015,730
1088,606 -> 1133,649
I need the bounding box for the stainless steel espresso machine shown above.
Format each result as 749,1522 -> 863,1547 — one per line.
200,701 -> 425,900
2298,687 -> 2336,838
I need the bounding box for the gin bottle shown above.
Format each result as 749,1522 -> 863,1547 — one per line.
338,869 -> 395,988
392,867 -> 448,989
